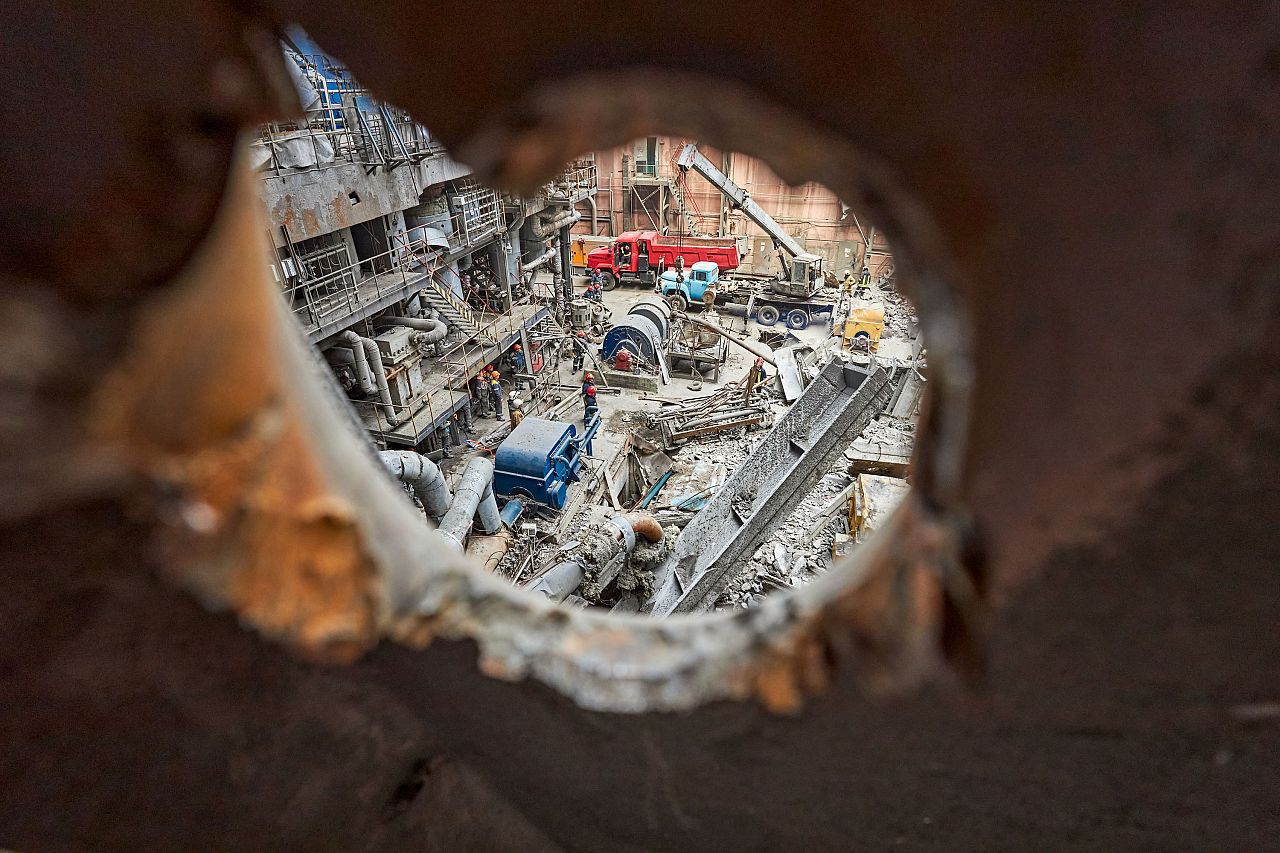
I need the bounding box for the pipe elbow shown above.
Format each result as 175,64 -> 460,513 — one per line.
623,511 -> 664,543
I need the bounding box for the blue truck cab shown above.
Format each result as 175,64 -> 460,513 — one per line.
658,260 -> 720,311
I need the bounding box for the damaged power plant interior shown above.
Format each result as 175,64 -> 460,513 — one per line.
2,4 -> 1279,851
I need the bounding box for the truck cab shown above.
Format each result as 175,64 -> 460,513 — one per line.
658,261 -> 720,311
769,252 -> 826,299
586,230 -> 740,291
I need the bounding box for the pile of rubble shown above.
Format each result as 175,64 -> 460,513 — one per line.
877,282 -> 917,341
715,464 -> 851,609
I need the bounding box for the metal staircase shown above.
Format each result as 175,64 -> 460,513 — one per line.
420,269 -> 482,339
395,235 -> 482,339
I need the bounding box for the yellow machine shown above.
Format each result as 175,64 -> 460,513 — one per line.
570,235 -> 613,268
836,306 -> 885,352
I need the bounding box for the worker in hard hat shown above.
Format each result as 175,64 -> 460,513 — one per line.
512,343 -> 525,372
571,330 -> 587,372
581,371 -> 594,397
509,395 -> 524,428
490,376 -> 504,419
583,383 -> 598,426
472,374 -> 490,416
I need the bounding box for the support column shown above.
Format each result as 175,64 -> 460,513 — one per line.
490,236 -> 516,312
557,224 -> 574,303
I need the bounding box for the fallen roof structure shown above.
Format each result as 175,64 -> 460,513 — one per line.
646,357 -> 893,615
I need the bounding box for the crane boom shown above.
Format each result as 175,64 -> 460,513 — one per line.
676,143 -> 807,259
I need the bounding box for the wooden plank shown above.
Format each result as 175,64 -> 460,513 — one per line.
602,466 -> 624,511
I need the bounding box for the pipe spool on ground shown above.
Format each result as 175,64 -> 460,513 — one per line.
438,456 -> 501,552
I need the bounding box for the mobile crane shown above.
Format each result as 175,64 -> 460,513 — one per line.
657,144 -> 837,329
675,143 -> 829,298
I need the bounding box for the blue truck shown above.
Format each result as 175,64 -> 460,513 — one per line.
658,261 -> 836,331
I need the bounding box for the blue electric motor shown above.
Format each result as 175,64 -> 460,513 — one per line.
601,313 -> 663,362
493,415 -> 600,510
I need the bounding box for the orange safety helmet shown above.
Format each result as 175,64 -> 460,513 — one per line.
514,344 -> 522,351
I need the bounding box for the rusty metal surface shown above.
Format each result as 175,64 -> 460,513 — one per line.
1,0 -> 1279,849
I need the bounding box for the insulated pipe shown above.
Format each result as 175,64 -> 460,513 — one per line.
529,209 -> 581,239
330,331 -> 376,394
377,450 -> 451,520
522,248 -> 557,274
525,512 -> 662,601
526,561 -> 585,601
584,195 -> 599,236
374,315 -> 448,343
438,456 -> 499,551
357,335 -> 399,425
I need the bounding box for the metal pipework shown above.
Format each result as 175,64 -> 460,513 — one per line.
522,248 -> 556,274
524,512 -> 663,602
327,331 -> 376,394
373,315 -> 448,343
680,314 -> 776,366
327,331 -> 398,423
377,450 -> 451,521
438,456 -> 501,552
356,335 -> 399,425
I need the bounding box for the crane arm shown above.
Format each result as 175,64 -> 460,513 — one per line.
676,143 -> 807,259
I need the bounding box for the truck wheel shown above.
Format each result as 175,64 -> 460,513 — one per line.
702,289 -> 718,307
600,271 -> 618,291
666,292 -> 689,312
786,309 -> 810,330
757,304 -> 780,326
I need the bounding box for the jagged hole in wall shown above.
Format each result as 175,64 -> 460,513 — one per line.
269,38 -> 962,709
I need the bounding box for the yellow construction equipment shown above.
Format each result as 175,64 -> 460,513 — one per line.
835,306 -> 885,352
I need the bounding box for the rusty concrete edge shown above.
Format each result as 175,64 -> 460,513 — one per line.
276,72 -> 981,714
83,69 -> 980,714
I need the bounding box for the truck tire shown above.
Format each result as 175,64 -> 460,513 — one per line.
666,292 -> 689,312
600,271 -> 618,291
757,304 -> 780,326
786,309 -> 810,330
702,289 -> 718,307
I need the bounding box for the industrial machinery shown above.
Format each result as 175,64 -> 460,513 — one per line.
585,229 -> 741,290
373,326 -> 426,409
600,302 -> 669,368
660,259 -> 836,331
493,414 -> 601,509
675,143 -> 828,297
835,306 -> 886,352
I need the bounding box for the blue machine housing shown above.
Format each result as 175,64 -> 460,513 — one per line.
493,415 -> 600,509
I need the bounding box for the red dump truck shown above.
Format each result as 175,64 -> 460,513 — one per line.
585,230 -> 741,290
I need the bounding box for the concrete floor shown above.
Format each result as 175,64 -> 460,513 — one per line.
444,270 -> 918,500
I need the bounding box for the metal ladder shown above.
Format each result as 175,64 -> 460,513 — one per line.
396,236 -> 482,339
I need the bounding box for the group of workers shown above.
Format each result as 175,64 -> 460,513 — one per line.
475,364 -> 505,419
841,265 -> 873,297
585,269 -> 606,302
